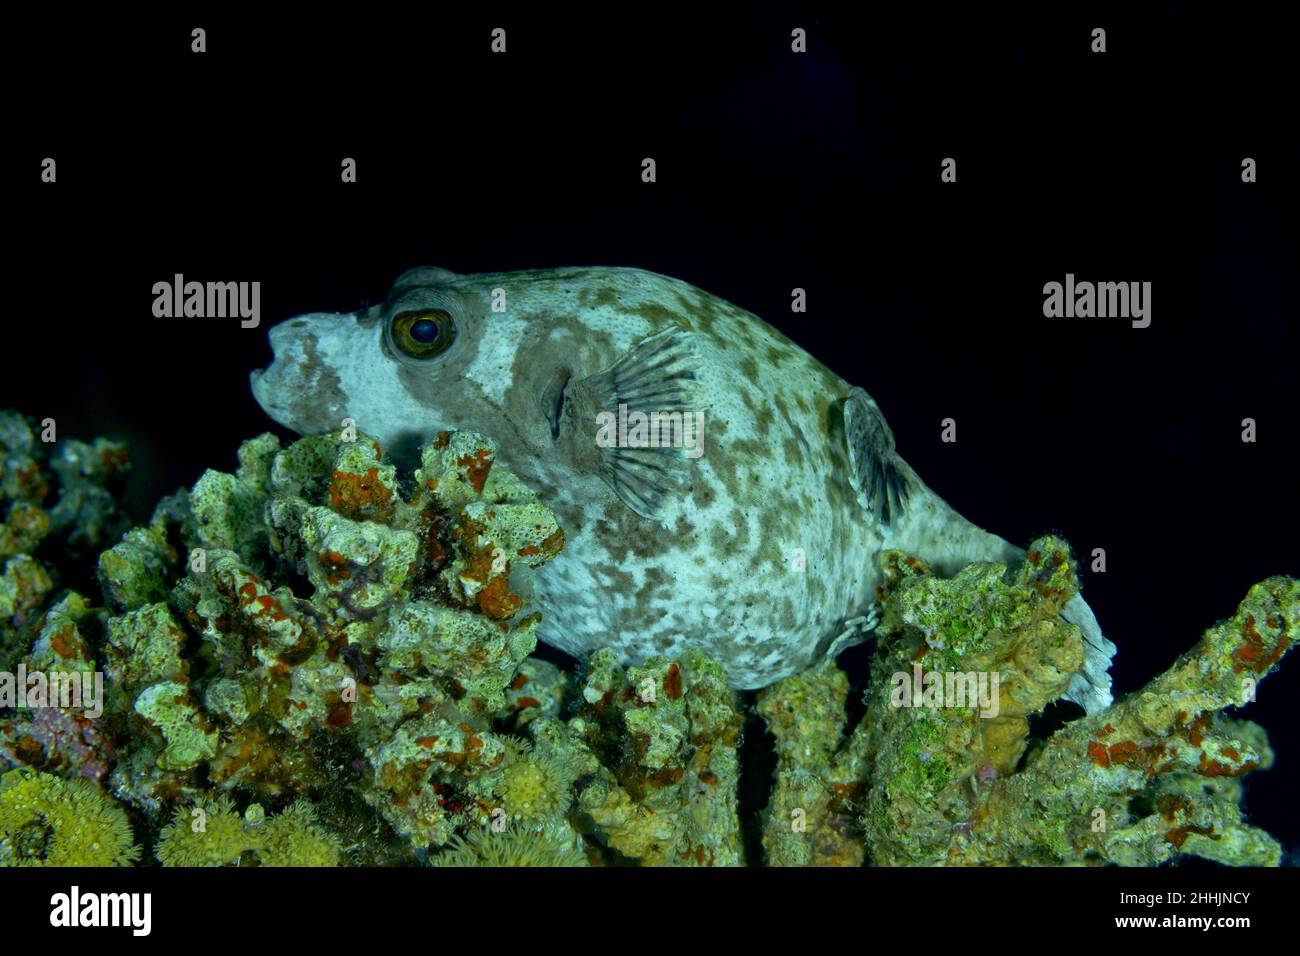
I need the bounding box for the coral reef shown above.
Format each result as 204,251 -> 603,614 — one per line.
1,411 -> 131,672
0,767 -> 139,866
756,659 -> 864,866
0,409 -> 1293,868
430,824 -> 588,867
101,427 -> 572,851
569,649 -> 744,865
758,540 -> 1296,866
155,796 -> 340,866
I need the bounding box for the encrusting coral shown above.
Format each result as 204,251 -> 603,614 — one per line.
1,411 -> 131,674
569,649 -> 745,865
0,413 -> 135,782
101,426 -> 573,854
0,408 -> 1294,867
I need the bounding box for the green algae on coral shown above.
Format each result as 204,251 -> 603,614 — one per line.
757,539 -> 1297,867
3,409 -> 1295,870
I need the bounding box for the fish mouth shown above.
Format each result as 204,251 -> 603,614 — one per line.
542,368 -> 571,440
250,314 -> 352,433
249,360 -> 284,423
249,320 -> 300,424
250,367 -> 306,435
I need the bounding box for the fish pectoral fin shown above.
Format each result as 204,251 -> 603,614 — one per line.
844,387 -> 912,526
571,326 -> 703,520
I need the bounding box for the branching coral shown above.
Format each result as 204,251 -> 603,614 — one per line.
756,659 -> 864,867
94,425 -> 570,855
2,409 -> 1293,869
569,649 -> 745,866
758,538 -> 1297,866
964,576 -> 1295,866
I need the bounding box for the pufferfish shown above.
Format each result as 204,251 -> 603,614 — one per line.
252,266 -> 1116,710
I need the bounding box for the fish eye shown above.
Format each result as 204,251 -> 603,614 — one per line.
390,308 -> 457,359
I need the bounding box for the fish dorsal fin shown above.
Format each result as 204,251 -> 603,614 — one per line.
570,327 -> 702,520
843,387 -> 911,526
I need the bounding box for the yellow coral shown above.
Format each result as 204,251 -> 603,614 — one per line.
258,801 -> 342,866
431,824 -> 588,867
155,796 -> 250,866
0,768 -> 139,867
490,738 -> 579,825
156,796 -> 340,867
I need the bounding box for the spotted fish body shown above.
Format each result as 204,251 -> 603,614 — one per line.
252,266 -> 1115,709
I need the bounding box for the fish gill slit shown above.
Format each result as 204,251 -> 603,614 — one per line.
544,367 -> 572,440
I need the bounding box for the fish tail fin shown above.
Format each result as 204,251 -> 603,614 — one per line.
1059,592 -> 1116,712
1001,537 -> 1116,713
882,480 -> 1117,713
903,504 -> 1116,714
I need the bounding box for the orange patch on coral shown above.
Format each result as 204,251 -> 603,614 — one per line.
328,467 -> 395,521
319,551 -> 351,585
1166,825 -> 1217,850
663,663 -> 683,700
1197,753 -> 1257,778
255,595 -> 287,620
49,627 -> 80,660
456,448 -> 494,493
538,528 -> 565,559
100,446 -> 130,473
478,576 -> 521,619
1157,794 -> 1190,821
325,699 -> 352,728
1106,740 -> 1165,777
1233,613 -> 1290,674
647,765 -> 684,787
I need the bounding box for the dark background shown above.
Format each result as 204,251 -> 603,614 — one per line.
10,7 -> 1298,852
